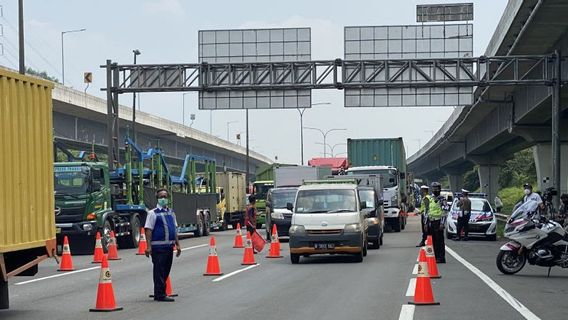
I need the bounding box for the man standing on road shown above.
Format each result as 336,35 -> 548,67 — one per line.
416,185 -> 430,247
145,188 -> 181,302
429,182 -> 447,264
454,189 -> 471,241
246,195 -> 258,236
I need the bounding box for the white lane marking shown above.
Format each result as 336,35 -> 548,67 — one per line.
398,304 -> 415,320
181,244 -> 208,251
405,278 -> 416,296
412,264 -> 418,275
15,266 -> 99,286
212,264 -> 260,282
446,246 -> 541,320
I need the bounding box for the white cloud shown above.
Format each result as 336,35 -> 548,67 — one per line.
143,0 -> 185,16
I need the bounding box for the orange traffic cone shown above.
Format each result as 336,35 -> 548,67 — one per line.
92,232 -> 104,264
425,235 -> 441,278
149,276 -> 178,298
136,228 -> 147,255
89,255 -> 123,312
204,236 -> 223,276
233,223 -> 244,248
241,232 -> 257,265
267,224 -> 283,258
58,236 -> 74,271
107,231 -> 121,261
409,248 -> 439,305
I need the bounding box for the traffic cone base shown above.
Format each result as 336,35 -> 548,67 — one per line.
92,232 -> 104,264
90,255 -> 123,312
409,248 -> 439,306
204,237 -> 224,276
137,228 -> 147,255
242,232 -> 257,265
58,236 -> 74,271
107,231 -> 121,261
233,223 -> 244,248
266,224 -> 283,258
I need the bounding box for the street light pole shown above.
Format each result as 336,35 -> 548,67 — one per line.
297,102 -> 330,165
131,49 -> 141,142
18,0 -> 24,74
317,142 -> 347,157
182,93 -> 191,126
226,120 -> 237,141
61,28 -> 86,85
304,127 -> 347,158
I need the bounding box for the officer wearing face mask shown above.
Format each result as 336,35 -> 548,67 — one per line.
522,183 -> 543,207
144,188 -> 181,302
428,182 -> 447,264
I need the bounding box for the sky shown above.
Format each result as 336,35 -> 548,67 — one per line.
0,0 -> 508,164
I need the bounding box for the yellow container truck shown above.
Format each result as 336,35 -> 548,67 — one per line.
0,68 -> 56,309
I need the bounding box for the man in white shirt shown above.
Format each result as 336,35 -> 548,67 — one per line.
522,183 -> 544,209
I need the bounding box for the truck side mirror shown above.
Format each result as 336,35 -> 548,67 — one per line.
377,199 -> 384,206
360,201 -> 367,210
286,202 -> 294,211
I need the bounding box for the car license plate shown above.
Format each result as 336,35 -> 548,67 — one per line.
314,243 -> 335,250
56,227 -> 62,234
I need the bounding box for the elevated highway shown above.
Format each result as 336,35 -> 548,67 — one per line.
408,0 -> 568,200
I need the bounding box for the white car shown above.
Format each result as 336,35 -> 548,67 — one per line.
446,195 -> 497,241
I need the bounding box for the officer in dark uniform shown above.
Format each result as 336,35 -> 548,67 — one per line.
144,188 -> 181,302
454,189 -> 472,241
429,182 -> 447,263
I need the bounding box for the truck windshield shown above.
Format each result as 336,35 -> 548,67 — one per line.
272,189 -> 297,208
254,183 -> 274,201
295,189 -> 357,213
348,169 -> 398,188
358,189 -> 376,209
54,167 -> 89,195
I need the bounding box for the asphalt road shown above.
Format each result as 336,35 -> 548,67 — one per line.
1,217 -> 567,320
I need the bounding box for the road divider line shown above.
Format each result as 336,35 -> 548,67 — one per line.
446,246 -> 541,320
15,266 -> 100,286
405,278 -> 416,296
181,244 -> 208,251
212,264 -> 260,282
398,304 -> 415,320
412,264 -> 418,275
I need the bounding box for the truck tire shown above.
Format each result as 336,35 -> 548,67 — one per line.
194,214 -> 204,237
101,219 -> 112,253
118,214 -> 141,249
353,250 -> 364,263
0,278 -> 8,310
291,253 -> 300,264
392,219 -> 401,232
203,212 -> 211,236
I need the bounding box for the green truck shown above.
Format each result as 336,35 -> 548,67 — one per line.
347,138 -> 409,232
252,164 -> 295,228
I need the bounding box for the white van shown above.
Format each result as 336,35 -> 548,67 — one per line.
288,183 -> 368,264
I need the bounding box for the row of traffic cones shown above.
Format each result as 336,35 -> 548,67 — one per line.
409,235 -> 441,306
58,231 -> 122,272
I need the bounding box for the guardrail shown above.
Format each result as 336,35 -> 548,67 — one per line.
495,213 -> 509,222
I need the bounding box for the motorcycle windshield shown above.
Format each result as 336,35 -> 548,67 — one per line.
509,200 -> 539,222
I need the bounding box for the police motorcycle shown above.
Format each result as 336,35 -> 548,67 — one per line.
496,200 -> 568,275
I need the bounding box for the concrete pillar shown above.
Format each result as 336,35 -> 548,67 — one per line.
448,174 -> 464,192
533,143 -> 568,194
478,165 -> 500,203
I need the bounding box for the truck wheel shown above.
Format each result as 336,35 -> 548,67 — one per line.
0,278 -> 8,310
203,213 -> 211,236
291,253 -> 300,264
220,215 -> 229,231
101,219 -> 113,253
194,214 -> 204,237
118,214 -> 140,249
353,250 -> 364,263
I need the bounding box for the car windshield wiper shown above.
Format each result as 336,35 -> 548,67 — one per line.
55,192 -> 81,199
328,209 -> 355,213
303,210 -> 329,213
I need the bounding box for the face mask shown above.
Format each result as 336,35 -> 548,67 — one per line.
524,189 -> 531,195
433,191 -> 440,197
158,198 -> 169,207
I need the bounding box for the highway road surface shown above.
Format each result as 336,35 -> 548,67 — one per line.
2,217 -> 567,320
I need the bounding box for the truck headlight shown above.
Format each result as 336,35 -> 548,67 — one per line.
271,212 -> 284,219
391,195 -> 398,204
344,223 -> 362,232
367,218 -> 380,225
289,225 -> 305,234
82,223 -> 93,231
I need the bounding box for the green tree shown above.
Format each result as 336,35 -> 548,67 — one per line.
499,148 -> 537,189
26,68 -> 60,83
463,166 -> 480,191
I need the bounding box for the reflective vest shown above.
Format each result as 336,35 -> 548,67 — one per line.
428,196 -> 443,220
150,207 -> 177,248
420,195 -> 432,214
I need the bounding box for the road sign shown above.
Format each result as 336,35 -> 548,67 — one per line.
417,3 -> 474,23
344,24 -> 473,107
198,28 -> 312,110
84,72 -> 92,83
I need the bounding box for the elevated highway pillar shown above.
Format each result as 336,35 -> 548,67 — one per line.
533,144 -> 568,194
478,165 -> 501,204
448,174 -> 464,192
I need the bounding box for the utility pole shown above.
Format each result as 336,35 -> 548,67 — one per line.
552,50 -> 562,209
246,109 -> 250,185
131,49 -> 141,142
18,0 -> 24,74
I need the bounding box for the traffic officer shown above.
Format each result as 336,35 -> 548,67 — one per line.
416,185 -> 430,247
428,182 -> 447,264
246,195 -> 257,236
454,189 -> 471,241
144,188 -> 181,302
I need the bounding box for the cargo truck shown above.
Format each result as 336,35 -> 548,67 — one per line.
252,163 -> 295,229
216,171 -> 246,230
347,138 -> 408,232
1,69 -> 57,309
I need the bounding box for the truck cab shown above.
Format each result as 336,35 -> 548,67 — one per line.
347,166 -> 406,232
288,183 -> 368,264
252,180 -> 274,228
